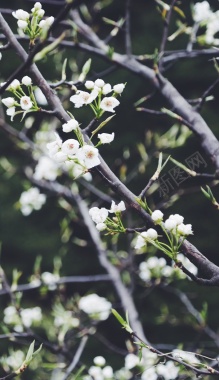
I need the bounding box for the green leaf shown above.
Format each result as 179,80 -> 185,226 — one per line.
91,115 -> 115,137
78,58 -> 91,82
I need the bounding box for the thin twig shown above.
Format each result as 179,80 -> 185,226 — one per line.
61,335 -> 88,380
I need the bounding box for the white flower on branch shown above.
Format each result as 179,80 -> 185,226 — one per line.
134,231 -> 148,249
78,293 -> 112,320
46,133 -> 62,157
169,214 -> 184,225
17,20 -> 28,30
98,132 -> 115,144
39,16 -> 54,29
124,353 -> 139,369
177,223 -> 193,236
20,307 -> 42,327
8,79 -> 20,90
96,222 -> 107,231
85,80 -> 95,90
109,200 -> 126,213
151,209 -> 164,223
156,360 -> 179,380
113,83 -> 125,94
102,83 -> 112,95
12,9 -> 30,21
100,97 -> 120,113
70,89 -> 99,108
31,2 -> 43,12
93,356 -> 106,366
89,207 -> 108,224
22,76 -> 32,86
61,139 -> 80,156
19,187 -> 46,215
76,145 -> 100,169
33,156 -> 59,181
62,119 -> 79,133
53,151 -> 68,163
2,97 -> 16,107
95,78 -> 105,88
193,1 -> 212,23
20,95 -> 33,110
6,106 -> 16,120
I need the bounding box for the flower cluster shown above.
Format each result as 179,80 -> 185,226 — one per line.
12,2 -> 54,42
4,305 -> 42,331
139,254 -> 198,283
78,293 -> 112,321
83,356 -> 114,380
192,1 -> 219,45
70,79 -> 125,118
47,130 -> 101,174
19,187 -> 46,216
135,211 -> 193,256
89,200 -> 126,233
1,76 -> 39,120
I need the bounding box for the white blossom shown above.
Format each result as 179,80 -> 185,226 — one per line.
2,97 -> 16,107
98,132 -> 115,144
78,293 -> 112,320
96,223 -> 107,231
34,87 -> 48,105
62,119 -> 79,133
22,76 -> 32,86
20,307 -> 42,327
164,218 -> 178,231
177,223 -> 193,236
109,200 -> 126,213
102,83 -> 112,95
139,262 -> 151,281
53,151 -> 68,163
5,350 -> 25,370
6,107 -> 16,119
95,78 -> 105,88
8,79 -> 20,90
193,1 -> 212,23
62,139 -> 80,155
41,272 -> 59,290
169,214 -> 184,225
100,97 -> 120,113
156,361 -> 179,380
12,9 -> 30,21
19,187 -> 46,215
125,353 -> 139,369
113,83 -> 125,94
20,96 -> 33,110
146,228 -> 158,240
89,207 -> 108,224
151,209 -> 164,223
135,231 -> 148,249
39,16 -> 54,29
76,145 -> 100,169
17,20 -> 28,29
70,89 -> 98,108
33,156 -> 59,181
36,9 -> 45,17
46,133 -> 62,157
102,366 -> 113,378
141,367 -> 157,380
93,356 -> 106,367
85,80 -> 94,90
172,349 -> 200,364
